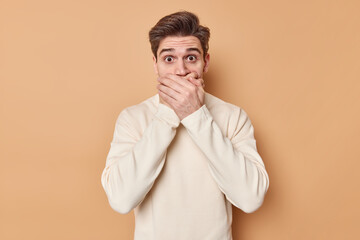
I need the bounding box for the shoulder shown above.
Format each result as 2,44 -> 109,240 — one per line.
204,92 -> 252,138
205,92 -> 248,120
205,92 -> 241,110
115,94 -> 158,126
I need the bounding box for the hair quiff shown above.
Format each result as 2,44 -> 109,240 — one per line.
149,11 -> 210,60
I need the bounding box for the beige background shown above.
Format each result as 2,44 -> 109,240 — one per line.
1,0 -> 359,239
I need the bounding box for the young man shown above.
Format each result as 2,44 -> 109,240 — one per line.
101,11 -> 269,240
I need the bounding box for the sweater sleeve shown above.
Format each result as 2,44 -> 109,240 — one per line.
101,103 -> 180,214
180,104 -> 269,213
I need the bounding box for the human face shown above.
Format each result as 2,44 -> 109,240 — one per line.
153,35 -> 210,78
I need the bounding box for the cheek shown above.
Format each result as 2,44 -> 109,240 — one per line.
187,62 -> 204,73
157,64 -> 174,76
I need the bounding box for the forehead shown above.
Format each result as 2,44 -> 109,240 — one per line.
158,36 -> 202,54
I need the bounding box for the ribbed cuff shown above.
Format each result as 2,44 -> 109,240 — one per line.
154,103 -> 180,128
180,104 -> 211,130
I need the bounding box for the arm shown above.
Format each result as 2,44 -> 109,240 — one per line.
101,103 -> 180,214
180,105 -> 269,213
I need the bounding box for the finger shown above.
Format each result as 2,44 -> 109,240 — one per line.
158,89 -> 177,108
185,72 -> 199,80
185,72 -> 201,86
157,83 -> 183,101
188,77 -> 204,87
165,73 -> 197,89
157,76 -> 186,93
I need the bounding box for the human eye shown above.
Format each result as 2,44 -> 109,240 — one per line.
186,55 -> 197,62
164,56 -> 174,62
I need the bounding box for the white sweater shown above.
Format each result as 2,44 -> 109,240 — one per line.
101,92 -> 269,240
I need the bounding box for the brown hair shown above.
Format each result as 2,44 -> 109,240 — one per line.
149,11 -> 210,60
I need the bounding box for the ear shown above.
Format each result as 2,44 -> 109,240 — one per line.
152,55 -> 158,75
203,53 -> 210,73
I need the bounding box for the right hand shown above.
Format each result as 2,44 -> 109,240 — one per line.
184,72 -> 205,88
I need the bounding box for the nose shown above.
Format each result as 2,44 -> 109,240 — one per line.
174,59 -> 190,76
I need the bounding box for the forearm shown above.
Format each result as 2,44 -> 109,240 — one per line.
101,104 -> 180,214
181,105 -> 269,213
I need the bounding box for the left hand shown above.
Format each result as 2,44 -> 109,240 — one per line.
157,72 -> 205,120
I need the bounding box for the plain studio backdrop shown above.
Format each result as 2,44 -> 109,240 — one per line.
0,0 -> 359,239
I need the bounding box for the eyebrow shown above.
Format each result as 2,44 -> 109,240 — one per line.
186,48 -> 201,54
159,47 -> 202,56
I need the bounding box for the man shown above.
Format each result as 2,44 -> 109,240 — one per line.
101,11 -> 269,240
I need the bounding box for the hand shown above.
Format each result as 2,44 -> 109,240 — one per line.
158,90 -> 172,109
185,72 -> 205,89
159,72 -> 203,109
157,72 -> 205,120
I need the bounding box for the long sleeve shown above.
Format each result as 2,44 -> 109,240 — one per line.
101,103 -> 180,214
180,104 -> 269,213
